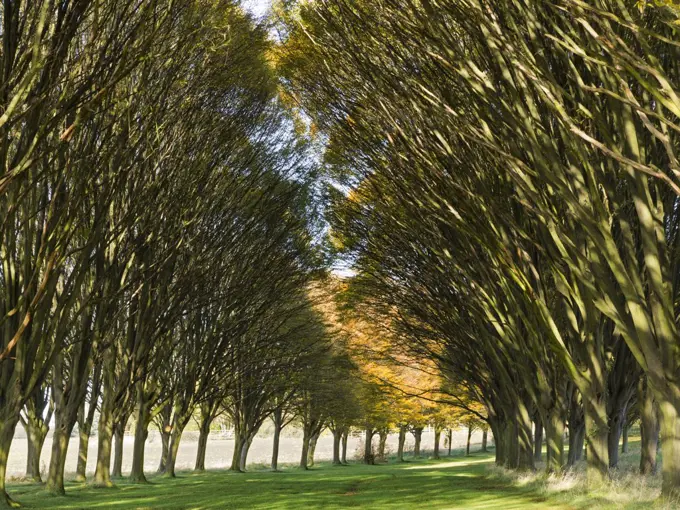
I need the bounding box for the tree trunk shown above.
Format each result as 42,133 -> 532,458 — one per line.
238,435 -> 253,472
533,421 -> 543,462
271,426 -> 281,471
129,383 -> 149,483
332,429 -> 341,465
516,403 -> 535,470
158,427 -> 170,474
94,397 -> 114,486
24,419 -> 48,483
307,432 -> 319,468
397,426 -> 406,462
607,406 -> 625,469
545,409 -> 565,473
341,431 -> 348,464
639,377 -> 659,475
299,427 -> 310,470
231,429 -> 245,472
195,422 -> 210,472
621,423 -> 629,454
112,422 -> 124,478
0,417 -> 20,508
363,428 -> 373,465
448,428 -> 453,456
658,398 -> 680,497
45,421 -> 72,495
75,420 -> 91,482
466,426 -> 472,456
584,393 -> 609,487
413,427 -> 423,458
481,428 -> 488,453
165,427 -> 183,477
378,430 -> 387,461
433,428 -> 441,459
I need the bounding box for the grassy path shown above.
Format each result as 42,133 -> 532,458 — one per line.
7,454 -> 576,509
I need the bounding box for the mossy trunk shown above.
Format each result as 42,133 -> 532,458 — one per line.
45,422 -> 72,495
238,435 -> 253,472
516,403 -> 535,470
607,406 -> 625,469
157,428 -> 170,473
271,426 -> 281,470
639,377 -> 659,475
165,427 -> 183,478
0,417 -> 19,508
129,384 -> 149,483
231,430 -> 245,471
307,432 -> 319,467
584,393 -> 609,487
93,399 -> 114,486
25,419 -> 48,483
658,398 -> 680,497
545,409 -> 565,473
533,420 -> 543,462
195,423 -> 209,471
75,420 -> 91,482
621,423 -> 629,454
112,423 -> 124,478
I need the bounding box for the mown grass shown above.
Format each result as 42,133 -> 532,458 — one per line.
4,441 -> 670,509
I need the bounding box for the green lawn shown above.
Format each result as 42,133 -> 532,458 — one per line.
6,453 -> 579,510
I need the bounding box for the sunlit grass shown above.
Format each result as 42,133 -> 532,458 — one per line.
4,444 -> 667,509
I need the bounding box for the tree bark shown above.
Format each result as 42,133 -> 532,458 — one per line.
545,409 -> 565,473
307,432 -> 320,467
238,435 -> 253,472
195,423 -> 210,472
341,431 -> 348,464
231,429 -> 245,472
45,421 -> 72,495
412,427 -> 423,458
621,422 -> 629,454
584,393 -> 609,487
332,429 -> 342,465
24,418 -> 48,483
533,420 -> 543,462
94,397 -> 114,486
112,422 -> 125,478
607,406 -> 625,469
639,377 -> 659,475
466,425 -> 472,456
0,417 -> 20,508
363,428 -> 374,465
433,428 -> 441,459
378,430 -> 387,462
658,398 -> 680,496
271,426 -> 281,471
129,382 -> 149,483
448,428 -> 453,456
165,427 -> 183,477
481,428 -> 488,453
397,426 -> 406,462
158,427 -> 170,474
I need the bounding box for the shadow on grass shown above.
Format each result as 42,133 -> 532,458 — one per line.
4,453 -> 603,509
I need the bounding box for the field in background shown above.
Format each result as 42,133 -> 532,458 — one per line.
6,428 -> 485,479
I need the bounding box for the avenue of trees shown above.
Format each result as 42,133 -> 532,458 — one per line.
0,2 -> 477,507
277,0 -> 680,500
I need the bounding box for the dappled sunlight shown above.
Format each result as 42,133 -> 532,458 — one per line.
403,458 -> 491,470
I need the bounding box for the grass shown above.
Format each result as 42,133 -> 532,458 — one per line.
3,441 -> 671,509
